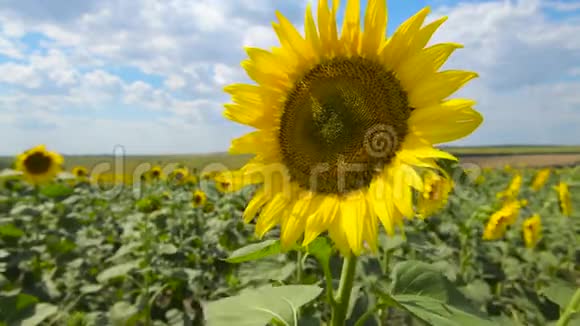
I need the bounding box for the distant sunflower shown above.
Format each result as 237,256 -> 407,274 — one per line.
522,214 -> 541,248
557,182 -> 572,216
497,173 -> 522,200
482,200 -> 521,240
416,170 -> 453,219
72,166 -> 89,179
148,166 -> 164,181
15,145 -> 64,185
192,190 -> 207,208
170,167 -> 189,184
215,180 -> 231,193
530,168 -> 550,192
222,0 -> 482,255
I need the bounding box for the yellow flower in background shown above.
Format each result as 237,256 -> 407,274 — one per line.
530,168 -> 550,192
215,180 -> 232,193
72,166 -> 89,179
417,171 -> 453,219
185,174 -> 199,185
497,173 -> 522,200
192,190 -> 207,208
483,200 -> 521,240
557,182 -> 572,216
221,0 -> 482,255
503,164 -> 512,172
15,145 -> 64,185
148,166 -> 164,181
170,167 -> 189,184
522,214 -> 541,248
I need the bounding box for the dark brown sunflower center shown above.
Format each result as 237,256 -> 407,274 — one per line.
152,170 -> 160,177
194,194 -> 203,204
76,170 -> 86,177
279,57 -> 410,194
23,152 -> 53,175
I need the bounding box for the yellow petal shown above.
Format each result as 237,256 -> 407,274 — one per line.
304,2 -> 322,55
280,198 -> 312,249
400,134 -> 457,161
274,12 -> 314,64
409,99 -> 483,144
340,191 -> 367,255
398,163 -> 423,190
362,195 -> 379,253
328,215 -> 351,256
229,129 -> 276,154
397,43 -> 463,89
392,167 -> 414,217
303,194 -> 339,245
340,0 -> 361,55
407,16 -> 448,55
241,59 -> 289,91
361,0 -> 387,56
380,7 -> 430,69
243,187 -> 268,223
408,70 -> 478,108
255,193 -> 289,238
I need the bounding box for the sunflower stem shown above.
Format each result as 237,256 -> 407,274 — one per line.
556,287 -> 580,326
331,254 -> 357,326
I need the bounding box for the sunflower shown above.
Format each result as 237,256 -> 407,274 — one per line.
497,173 -> 522,200
215,180 -> 232,193
416,170 -> 453,219
522,214 -> 541,248
556,182 -> 572,216
530,168 -> 550,192
482,201 -> 521,241
170,167 -> 190,184
15,145 -> 64,185
72,166 -> 89,179
221,0 -> 482,255
148,166 -> 164,181
192,190 -> 207,208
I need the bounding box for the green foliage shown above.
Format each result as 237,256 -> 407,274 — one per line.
0,165 -> 578,325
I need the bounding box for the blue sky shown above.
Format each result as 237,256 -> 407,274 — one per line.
0,0 -> 579,155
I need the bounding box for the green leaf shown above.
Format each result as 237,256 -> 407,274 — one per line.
393,295 -> 494,326
391,260 -> 449,301
204,285 -> 322,326
306,237 -> 333,267
108,301 -> 138,326
158,243 -> 178,255
0,293 -> 38,320
225,240 -> 282,263
20,303 -> 59,326
80,284 -> 103,294
461,280 -> 492,304
389,261 -> 493,326
40,183 -> 73,198
379,234 -> 405,251
96,260 -> 140,283
0,223 -> 24,238
540,279 -> 578,308
106,242 -> 141,262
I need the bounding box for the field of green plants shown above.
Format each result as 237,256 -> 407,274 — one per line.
0,162 -> 579,326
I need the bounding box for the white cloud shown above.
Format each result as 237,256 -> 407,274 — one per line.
431,0 -> 580,145
0,0 -> 578,154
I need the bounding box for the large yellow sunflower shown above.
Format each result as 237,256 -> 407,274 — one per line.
15,145 -> 64,185
222,0 -> 482,255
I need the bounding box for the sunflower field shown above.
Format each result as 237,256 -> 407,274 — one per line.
2,0 -> 580,325
0,160 -> 578,326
